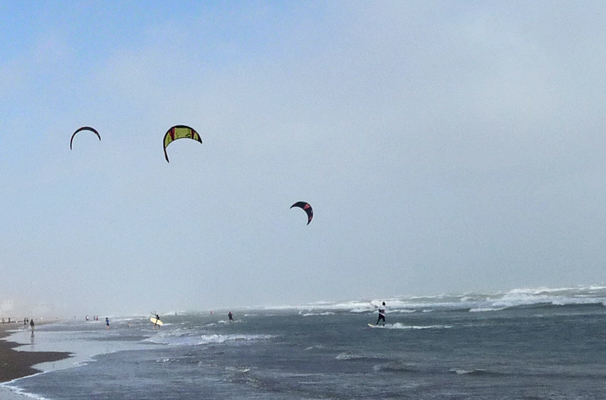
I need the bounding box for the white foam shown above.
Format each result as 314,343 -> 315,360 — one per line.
373,323 -> 452,330
301,312 -> 335,317
469,307 -> 507,313
6,325 -> 153,374
335,352 -> 365,360
451,368 -> 477,375
310,286 -> 606,313
145,331 -> 274,346
197,334 -> 273,346
0,382 -> 48,400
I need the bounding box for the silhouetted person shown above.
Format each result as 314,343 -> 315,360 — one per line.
372,302 -> 386,326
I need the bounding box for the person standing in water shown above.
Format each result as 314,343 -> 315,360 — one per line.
153,313 -> 161,329
372,302 -> 386,326
105,317 -> 110,330
228,311 -> 234,322
29,318 -> 35,336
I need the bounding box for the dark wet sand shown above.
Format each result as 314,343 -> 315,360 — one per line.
0,323 -> 71,383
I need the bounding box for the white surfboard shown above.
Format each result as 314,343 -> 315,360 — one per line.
150,317 -> 164,326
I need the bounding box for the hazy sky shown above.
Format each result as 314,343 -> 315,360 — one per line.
1,1 -> 606,317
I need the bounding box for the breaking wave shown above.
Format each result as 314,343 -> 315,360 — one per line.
260,285 -> 606,315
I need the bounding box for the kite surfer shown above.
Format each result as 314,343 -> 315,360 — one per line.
372,302 -> 386,326
228,311 -> 234,322
154,313 -> 161,329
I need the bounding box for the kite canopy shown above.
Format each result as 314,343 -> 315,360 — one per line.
70,126 -> 101,150
163,125 -> 202,162
291,201 -> 313,225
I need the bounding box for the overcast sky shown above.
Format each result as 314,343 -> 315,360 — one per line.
1,1 -> 606,317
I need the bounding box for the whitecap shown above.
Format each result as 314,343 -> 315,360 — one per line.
469,307 -> 507,313
301,312 -> 335,317
335,352 -> 364,360
378,323 -> 452,330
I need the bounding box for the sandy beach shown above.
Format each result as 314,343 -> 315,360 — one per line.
0,322 -> 71,399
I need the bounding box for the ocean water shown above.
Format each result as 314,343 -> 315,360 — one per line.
4,286 -> 606,400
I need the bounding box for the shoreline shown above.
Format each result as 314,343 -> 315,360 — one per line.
0,323 -> 72,384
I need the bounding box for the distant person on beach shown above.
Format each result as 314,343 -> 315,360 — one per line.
29,319 -> 35,336
105,317 -> 110,330
228,311 -> 234,322
372,302 -> 386,326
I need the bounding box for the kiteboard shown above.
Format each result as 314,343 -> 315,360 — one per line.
150,317 -> 164,326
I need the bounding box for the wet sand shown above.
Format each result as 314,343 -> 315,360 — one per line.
0,323 -> 71,383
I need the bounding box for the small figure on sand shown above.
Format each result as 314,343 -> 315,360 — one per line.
105,317 -> 110,330
228,311 -> 234,322
372,301 -> 386,326
30,318 -> 35,336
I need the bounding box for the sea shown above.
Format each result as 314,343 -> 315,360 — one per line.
3,286 -> 606,400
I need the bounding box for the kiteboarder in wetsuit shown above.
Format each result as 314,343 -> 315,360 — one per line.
372,302 -> 386,326
228,311 -> 234,322
154,314 -> 161,329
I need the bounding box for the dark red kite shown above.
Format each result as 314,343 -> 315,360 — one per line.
291,201 -> 313,225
